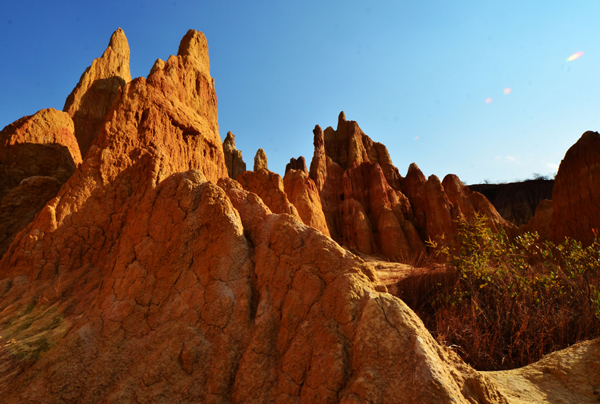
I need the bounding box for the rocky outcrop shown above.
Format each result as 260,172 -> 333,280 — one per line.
420,175 -> 456,243
253,148 -> 268,171
283,168 -> 330,236
399,165 -> 515,248
521,199 -> 552,240
0,108 -> 81,257
307,112 -> 515,260
487,337 -> 600,403
285,156 -> 308,174
443,174 -> 514,234
469,179 -> 554,226
309,114 -> 425,262
0,30 -> 507,402
0,108 -> 81,195
0,27 -> 227,280
63,28 -> 132,157
2,28 -> 599,404
550,131 -> 600,245
222,131 -> 246,179
237,168 -> 299,217
0,176 -> 62,259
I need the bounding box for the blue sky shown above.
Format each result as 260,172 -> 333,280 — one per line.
1,0 -> 598,184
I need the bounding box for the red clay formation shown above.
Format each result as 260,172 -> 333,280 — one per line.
550,131 -> 600,245
0,108 -> 81,256
0,28 -> 599,404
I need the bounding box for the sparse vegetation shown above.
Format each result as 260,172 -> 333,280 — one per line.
413,214 -> 600,371
478,173 -> 554,185
530,172 -> 552,181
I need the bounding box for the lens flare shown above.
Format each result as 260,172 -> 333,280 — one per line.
485,98 -> 492,104
504,88 -> 511,94
566,51 -> 584,62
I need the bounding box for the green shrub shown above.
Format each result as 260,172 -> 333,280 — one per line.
422,213 -> 600,370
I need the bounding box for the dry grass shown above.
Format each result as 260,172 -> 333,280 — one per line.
404,214 -> 600,371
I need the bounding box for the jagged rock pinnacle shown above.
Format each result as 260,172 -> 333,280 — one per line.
223,131 -> 246,179
177,29 -> 210,76
106,27 -> 130,63
254,148 -> 268,171
285,156 -> 307,174
63,28 -> 132,157
313,125 -> 324,149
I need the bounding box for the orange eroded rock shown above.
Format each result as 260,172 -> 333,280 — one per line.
237,168 -> 300,217
63,28 -> 132,157
0,108 -> 81,194
283,168 -> 330,236
422,175 -> 456,243
2,27 -> 599,404
0,28 -> 227,280
401,164 -> 515,249
550,131 -> 600,245
309,114 -> 425,261
285,156 -> 308,174
253,148 -> 268,171
0,108 -> 81,257
222,131 -> 247,179
220,185 -> 507,404
0,29 -> 231,402
442,174 -> 515,235
401,163 -> 429,239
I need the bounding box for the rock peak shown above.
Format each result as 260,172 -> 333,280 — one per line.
63,28 -> 132,157
106,27 -> 130,59
313,125 -> 324,149
407,163 -> 425,178
285,156 -> 307,174
581,130 -> 600,142
223,131 -> 246,179
224,131 -> 236,147
254,148 -> 268,171
177,29 -> 210,74
338,111 -> 346,126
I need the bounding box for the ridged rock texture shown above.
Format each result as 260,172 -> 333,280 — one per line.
0,108 -> 82,257
63,28 -> 132,158
309,114 -> 425,261
1,28 -> 600,404
307,112 -> 514,261
222,131 -> 246,179
283,168 -> 330,236
237,168 -> 300,217
442,174 -> 512,234
550,131 -> 600,245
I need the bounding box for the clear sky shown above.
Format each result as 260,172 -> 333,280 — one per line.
1,1 -> 598,184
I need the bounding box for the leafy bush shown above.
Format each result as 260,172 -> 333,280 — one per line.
421,214 -> 600,370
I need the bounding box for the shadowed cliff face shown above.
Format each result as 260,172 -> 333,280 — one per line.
222,131 -> 247,179
0,108 -> 81,258
63,28 -> 131,158
550,131 -> 600,245
469,179 -> 554,226
0,27 -> 599,404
